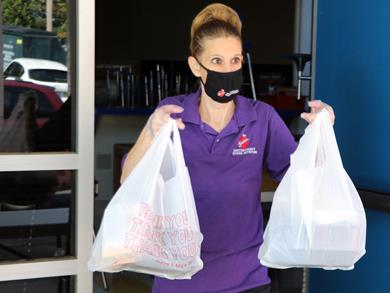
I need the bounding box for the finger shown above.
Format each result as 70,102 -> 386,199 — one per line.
308,100 -> 324,113
154,107 -> 176,123
308,100 -> 323,107
160,104 -> 184,115
150,113 -> 161,126
159,113 -> 172,124
309,100 -> 335,125
175,118 -> 186,130
150,105 -> 184,135
325,105 -> 335,126
300,112 -> 317,124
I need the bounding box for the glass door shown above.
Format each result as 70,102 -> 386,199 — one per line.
0,0 -> 94,292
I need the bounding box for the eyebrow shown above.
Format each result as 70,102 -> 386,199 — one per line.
208,54 -> 243,59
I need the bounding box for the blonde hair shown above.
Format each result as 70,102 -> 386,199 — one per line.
190,3 -> 242,57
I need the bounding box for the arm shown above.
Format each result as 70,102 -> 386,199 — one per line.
120,125 -> 153,184
120,104 -> 185,184
263,110 -> 298,181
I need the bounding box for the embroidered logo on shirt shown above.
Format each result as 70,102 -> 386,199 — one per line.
238,134 -> 250,149
232,134 -> 258,155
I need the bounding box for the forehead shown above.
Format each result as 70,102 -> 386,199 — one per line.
201,36 -> 242,57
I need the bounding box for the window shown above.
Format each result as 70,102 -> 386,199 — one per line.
4,62 -> 24,78
0,170 -> 75,261
3,63 -> 15,77
0,1 -> 94,292
0,276 -> 74,292
29,69 -> 67,83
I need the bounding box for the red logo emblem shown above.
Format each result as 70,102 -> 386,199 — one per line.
217,89 -> 225,97
238,134 -> 250,149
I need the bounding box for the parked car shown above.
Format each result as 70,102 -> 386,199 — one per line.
4,58 -> 69,102
3,80 -> 63,128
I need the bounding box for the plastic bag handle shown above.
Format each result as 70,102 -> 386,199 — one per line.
290,113 -> 321,169
171,119 -> 186,166
110,118 -> 174,205
170,119 -> 201,229
319,109 -> 344,168
291,109 -> 343,170
307,109 -> 343,169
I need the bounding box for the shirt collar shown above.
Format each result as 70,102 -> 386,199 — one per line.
181,89 -> 202,125
180,89 -> 258,126
234,95 -> 258,127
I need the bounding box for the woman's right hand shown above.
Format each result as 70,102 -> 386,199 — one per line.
147,104 -> 185,136
120,104 -> 185,183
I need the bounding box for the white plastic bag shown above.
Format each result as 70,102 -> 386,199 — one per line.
89,119 -> 204,279
259,109 -> 366,270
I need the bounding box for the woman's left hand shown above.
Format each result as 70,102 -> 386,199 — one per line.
300,100 -> 335,125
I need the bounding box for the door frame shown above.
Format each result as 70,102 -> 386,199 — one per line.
0,0 -> 95,292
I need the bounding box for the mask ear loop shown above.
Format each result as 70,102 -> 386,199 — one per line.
192,56 -> 208,87
193,56 -> 209,71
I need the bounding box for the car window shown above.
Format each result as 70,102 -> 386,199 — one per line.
4,63 -> 17,77
4,62 -> 17,77
4,86 -> 55,119
12,63 -> 25,77
29,69 -> 67,83
4,62 -> 24,78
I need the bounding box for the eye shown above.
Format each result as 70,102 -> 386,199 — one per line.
232,57 -> 243,64
211,57 -> 222,65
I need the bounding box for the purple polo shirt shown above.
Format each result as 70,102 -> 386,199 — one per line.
152,90 -> 297,293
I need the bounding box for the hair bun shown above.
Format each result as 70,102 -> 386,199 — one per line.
191,3 -> 242,40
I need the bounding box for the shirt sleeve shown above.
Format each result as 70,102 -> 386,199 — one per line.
263,110 -> 298,181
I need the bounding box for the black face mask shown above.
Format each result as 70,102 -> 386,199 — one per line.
195,58 -> 243,103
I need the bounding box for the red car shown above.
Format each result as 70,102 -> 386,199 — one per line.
3,80 -> 63,128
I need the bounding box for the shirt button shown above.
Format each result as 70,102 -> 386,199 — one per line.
216,139 -> 220,142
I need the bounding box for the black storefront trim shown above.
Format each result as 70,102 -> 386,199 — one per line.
358,189 -> 390,213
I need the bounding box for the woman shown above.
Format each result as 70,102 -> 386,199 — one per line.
121,3 -> 335,293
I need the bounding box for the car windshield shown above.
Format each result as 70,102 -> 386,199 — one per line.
29,69 -> 67,83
